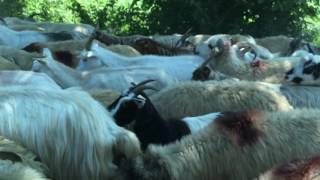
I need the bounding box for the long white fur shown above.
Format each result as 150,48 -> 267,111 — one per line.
0,70 -> 60,89
33,48 -> 177,93
76,40 -> 205,81
0,25 -> 49,49
0,85 -> 140,180
151,80 -> 293,120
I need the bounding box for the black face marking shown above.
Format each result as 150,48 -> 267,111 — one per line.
303,60 -> 313,68
303,65 -> 314,75
108,95 -> 140,126
208,44 -> 214,50
312,64 -> 320,79
285,69 -> 294,76
292,77 -> 303,84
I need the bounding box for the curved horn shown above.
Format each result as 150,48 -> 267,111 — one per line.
306,43 -> 315,54
175,27 -> 193,48
0,18 -> 7,25
130,79 -> 157,94
85,28 -> 99,50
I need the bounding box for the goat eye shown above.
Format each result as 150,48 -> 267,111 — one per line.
303,60 -> 313,67
208,44 -> 214,49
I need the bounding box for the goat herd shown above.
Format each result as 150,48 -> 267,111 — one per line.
0,16 -> 320,180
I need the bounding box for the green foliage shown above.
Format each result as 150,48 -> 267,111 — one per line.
0,0 -> 319,41
141,0 -> 320,38
0,0 -> 24,17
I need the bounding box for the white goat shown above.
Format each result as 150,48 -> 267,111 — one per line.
0,25 -> 77,49
0,85 -> 140,180
0,70 -> 60,89
32,48 -> 177,93
76,40 -> 204,81
116,108 -> 320,180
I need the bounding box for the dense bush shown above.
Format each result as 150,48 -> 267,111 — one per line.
0,0 -> 319,42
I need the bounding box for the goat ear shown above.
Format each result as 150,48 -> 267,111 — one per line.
86,51 -> 95,58
42,48 -> 55,61
90,40 -> 100,50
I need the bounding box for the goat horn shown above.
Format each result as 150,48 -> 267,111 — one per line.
130,79 -> 157,94
85,29 -> 98,50
132,85 -> 158,94
0,18 -> 7,25
174,27 -> 193,48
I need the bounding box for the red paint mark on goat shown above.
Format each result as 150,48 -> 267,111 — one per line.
53,51 -> 75,67
215,111 -> 264,146
250,59 -> 269,78
22,42 -> 43,53
272,155 -> 320,180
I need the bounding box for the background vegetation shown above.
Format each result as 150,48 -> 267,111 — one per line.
1,0 -> 320,43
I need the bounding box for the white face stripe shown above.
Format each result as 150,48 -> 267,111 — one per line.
109,93 -> 135,116
182,112 -> 221,133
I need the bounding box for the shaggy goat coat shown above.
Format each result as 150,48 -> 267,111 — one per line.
255,35 -> 294,56
0,85 -> 140,180
0,70 -> 61,89
258,155 -> 320,180
116,109 -> 320,180
0,136 -> 49,180
150,80 -> 292,120
280,85 -> 320,108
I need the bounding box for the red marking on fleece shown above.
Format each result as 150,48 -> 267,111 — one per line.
272,155 -> 320,180
52,50 -> 75,67
215,111 -> 264,146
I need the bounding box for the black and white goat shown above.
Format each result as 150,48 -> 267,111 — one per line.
284,51 -> 320,85
108,80 -> 220,150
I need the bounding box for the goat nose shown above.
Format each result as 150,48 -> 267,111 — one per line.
31,60 -> 41,72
